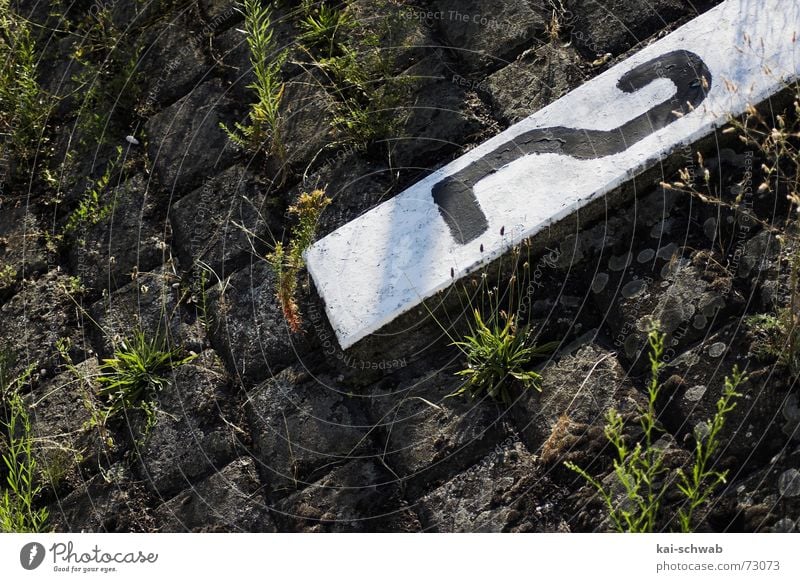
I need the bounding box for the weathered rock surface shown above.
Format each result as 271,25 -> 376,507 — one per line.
596,250 -> 739,371
154,457 -> 276,532
198,0 -> 241,28
364,371 -> 512,498
486,44 -> 584,123
137,352 -> 239,497
274,459 -> 421,532
662,326 -> 791,474
110,0 -> 194,30
208,260 -> 309,385
66,174 -> 167,295
145,78 -> 239,194
138,15 -> 212,113
0,271 -> 90,378
711,446 -> 800,532
432,0 -> 548,73
245,365 -> 370,495
49,466 -> 156,533
171,164 -> 278,276
418,441 -> 568,532
510,344 -> 644,455
389,56 -> 489,169
28,359 -> 106,491
0,203 -> 48,294
277,72 -> 338,172
88,268 -> 205,358
567,0 -> 689,59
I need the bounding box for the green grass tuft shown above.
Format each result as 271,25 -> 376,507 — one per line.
449,308 -> 555,404
299,1 -> 350,57
97,330 -> 196,438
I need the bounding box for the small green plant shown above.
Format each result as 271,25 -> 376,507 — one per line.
191,261 -> 233,335
267,189 -> 331,333
567,330 -> 669,532
55,338 -> 114,450
449,308 -> 553,404
68,7 -> 142,149
97,331 -> 196,437
426,243 -> 557,405
222,0 -> 288,161
675,367 -> 744,531
59,275 -> 86,297
566,329 -> 745,532
299,1 -> 351,58
1,392 -> 51,533
665,87 -> 800,377
747,312 -> 800,376
0,352 -> 49,533
0,0 -> 49,173
328,43 -> 409,145
732,98 -> 800,377
63,145 -> 123,238
0,264 -> 16,290
188,266 -> 213,334
298,1 -> 411,146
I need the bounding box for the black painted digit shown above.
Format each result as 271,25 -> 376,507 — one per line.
432,50 -> 712,244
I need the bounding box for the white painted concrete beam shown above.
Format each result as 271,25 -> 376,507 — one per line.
305,0 -> 800,349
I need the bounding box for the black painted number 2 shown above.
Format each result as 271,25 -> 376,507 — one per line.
432,50 -> 712,244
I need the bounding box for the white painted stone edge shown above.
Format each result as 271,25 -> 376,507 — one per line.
306,0 -> 800,349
